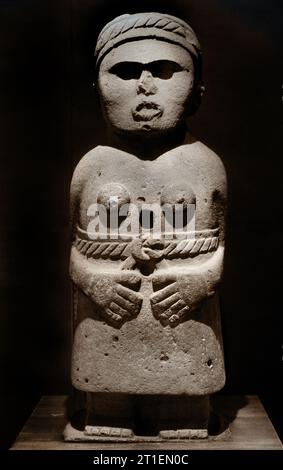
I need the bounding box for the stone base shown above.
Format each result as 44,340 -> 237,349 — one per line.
10,395 -> 283,450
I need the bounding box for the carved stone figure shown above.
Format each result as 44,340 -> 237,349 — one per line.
64,12 -> 227,442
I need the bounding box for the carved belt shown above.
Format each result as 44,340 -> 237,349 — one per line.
74,227 -> 219,263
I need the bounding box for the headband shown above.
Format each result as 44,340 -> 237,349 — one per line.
95,12 -> 202,68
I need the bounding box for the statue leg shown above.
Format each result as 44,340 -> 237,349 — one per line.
84,393 -> 135,440
157,395 -> 210,439
64,392 -> 135,441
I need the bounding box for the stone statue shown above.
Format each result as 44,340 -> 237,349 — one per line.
64,12 -> 227,442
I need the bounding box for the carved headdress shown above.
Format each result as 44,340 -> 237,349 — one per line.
95,12 -> 202,68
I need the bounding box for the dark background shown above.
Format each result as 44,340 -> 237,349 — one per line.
0,0 -> 282,450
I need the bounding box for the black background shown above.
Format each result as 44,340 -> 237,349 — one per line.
0,0 -> 282,450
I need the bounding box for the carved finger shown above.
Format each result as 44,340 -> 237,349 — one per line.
151,303 -> 163,318
150,282 -> 178,304
159,299 -> 187,320
105,308 -> 123,323
109,301 -> 131,319
157,292 -> 181,310
177,305 -> 191,319
116,284 -> 143,305
114,292 -> 138,312
151,293 -> 182,318
168,306 -> 190,325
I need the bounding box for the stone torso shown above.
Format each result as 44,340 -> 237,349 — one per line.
70,138 -> 226,395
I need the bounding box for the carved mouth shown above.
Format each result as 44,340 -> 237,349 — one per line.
136,102 -> 159,112
132,102 -> 163,122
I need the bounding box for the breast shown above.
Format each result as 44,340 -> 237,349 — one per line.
76,146 -> 221,233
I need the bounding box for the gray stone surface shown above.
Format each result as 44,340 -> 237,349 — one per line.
67,12 -> 227,441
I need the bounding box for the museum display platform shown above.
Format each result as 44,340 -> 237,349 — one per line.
11,395 -> 282,450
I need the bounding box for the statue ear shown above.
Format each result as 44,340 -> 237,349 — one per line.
188,83 -> 205,116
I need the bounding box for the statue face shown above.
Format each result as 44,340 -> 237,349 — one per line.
98,40 -> 195,136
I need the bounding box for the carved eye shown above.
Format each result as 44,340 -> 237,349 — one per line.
149,60 -> 183,80
109,60 -> 184,81
110,62 -> 143,80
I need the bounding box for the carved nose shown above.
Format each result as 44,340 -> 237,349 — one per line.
137,70 -> 157,95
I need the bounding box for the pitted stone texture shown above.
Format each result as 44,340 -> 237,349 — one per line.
72,287 -> 224,395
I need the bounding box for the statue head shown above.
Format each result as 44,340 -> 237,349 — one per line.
94,12 -> 204,137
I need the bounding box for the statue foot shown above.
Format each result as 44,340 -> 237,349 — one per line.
63,422 -> 134,442
159,429 -> 208,440
84,425 -> 134,439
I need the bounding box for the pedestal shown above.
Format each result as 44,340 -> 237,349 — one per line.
10,395 -> 282,450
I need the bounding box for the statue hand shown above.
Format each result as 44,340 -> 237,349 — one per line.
90,272 -> 142,325
150,272 -> 208,326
